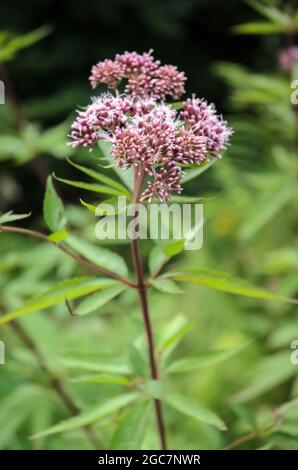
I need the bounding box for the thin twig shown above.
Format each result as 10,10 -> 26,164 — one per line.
130,168 -> 167,450
0,225 -> 136,288
8,320 -> 102,448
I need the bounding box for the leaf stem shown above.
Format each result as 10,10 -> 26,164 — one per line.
0,225 -> 136,288
131,168 -> 167,450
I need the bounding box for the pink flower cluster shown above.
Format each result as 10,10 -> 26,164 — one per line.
90,51 -> 186,100
70,51 -> 232,202
277,47 -> 298,72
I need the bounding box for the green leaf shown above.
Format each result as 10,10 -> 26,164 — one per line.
110,402 -> 150,450
70,374 -> 131,385
53,174 -> 124,196
66,235 -> 128,276
0,210 -> 31,225
129,344 -> 148,377
151,278 -> 183,294
166,344 -> 249,374
59,356 -> 131,375
47,228 -> 69,244
31,393 -> 139,439
43,175 -> 66,232
182,159 -> 217,184
149,245 -> 169,276
144,382 -> 226,431
246,0 -> 290,25
165,268 -> 298,303
0,25 -> 52,62
76,284 -> 126,316
0,277 -> 114,325
162,239 -> 185,257
232,22 -> 286,35
79,199 -> 97,213
66,158 -> 130,195
158,315 -> 194,354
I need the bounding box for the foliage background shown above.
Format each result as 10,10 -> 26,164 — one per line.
0,0 -> 298,450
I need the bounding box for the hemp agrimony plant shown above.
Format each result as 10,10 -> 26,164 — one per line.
0,50 -> 295,450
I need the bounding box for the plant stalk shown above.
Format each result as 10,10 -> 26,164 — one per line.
131,168 -> 167,450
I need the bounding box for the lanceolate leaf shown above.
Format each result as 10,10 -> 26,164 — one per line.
76,284 -> 126,316
59,356 -> 131,375
165,268 -> 298,303
43,175 -> 66,232
0,277 -> 115,325
53,174 -> 125,196
70,374 -> 131,385
66,158 -> 130,195
66,235 -> 128,276
31,393 -> 139,439
151,278 -> 183,295
110,402 -> 150,450
166,344 -> 249,374
0,210 -> 31,225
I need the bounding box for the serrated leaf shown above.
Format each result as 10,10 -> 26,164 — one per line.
0,277 -> 114,325
165,268 -> 298,303
66,235 -> 128,276
31,393 -> 139,439
43,175 -> 66,232
76,284 -> 126,316
0,210 -> 31,225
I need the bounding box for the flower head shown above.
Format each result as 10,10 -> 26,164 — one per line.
70,51 -> 232,200
277,46 -> 298,72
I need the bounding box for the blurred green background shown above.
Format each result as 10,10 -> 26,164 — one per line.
0,0 -> 298,451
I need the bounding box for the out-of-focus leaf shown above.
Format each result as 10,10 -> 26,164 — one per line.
0,277 -> 114,325
31,393 -> 139,439
232,22 -> 287,35
66,235 -> 128,276
43,175 -> 66,232
148,245 -> 169,276
166,344 -> 249,374
165,268 -> 298,303
0,25 -> 51,62
110,401 -> 150,450
70,374 -> 131,385
59,356 -> 131,375
47,228 -> 69,244
246,0 -> 290,25
151,278 -> 183,294
76,284 -> 126,316
0,210 -> 31,225
129,344 -> 148,377
182,159 -> 217,183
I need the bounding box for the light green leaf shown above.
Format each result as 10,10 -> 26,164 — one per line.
151,278 -> 183,294
43,175 -> 66,232
76,284 -> 126,316
162,239 -> 185,257
0,210 -> 31,225
66,235 -> 128,276
66,158 -> 130,195
70,374 -> 131,385
166,268 -> 298,303
246,0 -> 290,25
0,277 -> 114,325
47,228 -> 69,244
232,22 -> 286,35
31,393 -> 139,439
182,159 -> 217,184
80,199 -> 97,213
59,356 -> 131,375
53,174 -> 124,196
143,381 -> 226,431
166,344 -> 249,374
0,25 -> 51,62
110,401 -> 150,450
149,245 -> 169,276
